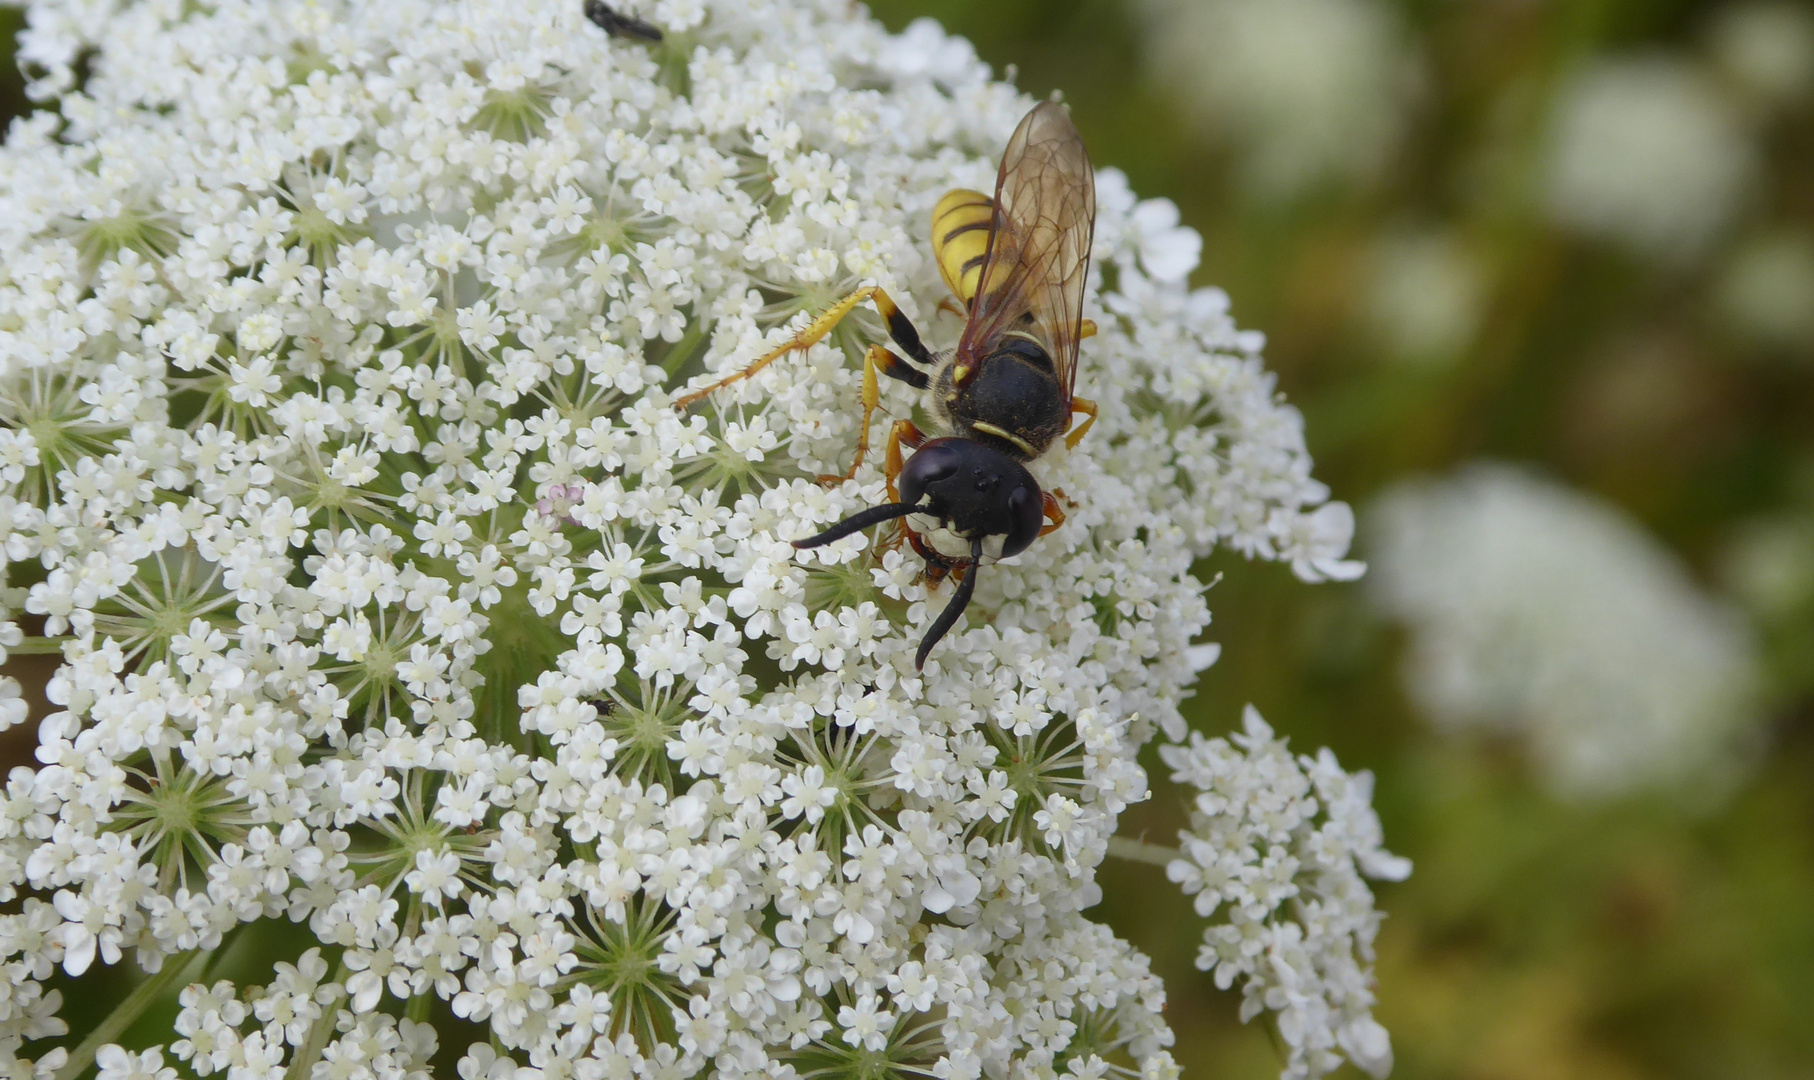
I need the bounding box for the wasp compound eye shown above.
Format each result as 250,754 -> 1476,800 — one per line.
1001,483 -> 1044,560
896,442 -> 966,509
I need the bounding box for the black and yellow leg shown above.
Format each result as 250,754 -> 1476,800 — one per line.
871,289 -> 935,366
1065,396 -> 1099,449
675,285 -> 929,410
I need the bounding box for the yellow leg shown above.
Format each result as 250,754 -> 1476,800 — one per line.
883,419 -> 926,505
1038,490 -> 1067,538
820,344 -> 895,483
1080,319 -> 1097,340
1065,396 -> 1098,450
675,286 -> 904,410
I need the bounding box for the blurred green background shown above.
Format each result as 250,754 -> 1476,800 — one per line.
6,0 -> 1814,1076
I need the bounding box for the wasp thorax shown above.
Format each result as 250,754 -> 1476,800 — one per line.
899,437 -> 1045,560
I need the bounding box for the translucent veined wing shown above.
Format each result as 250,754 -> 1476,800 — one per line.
955,101 -> 1096,404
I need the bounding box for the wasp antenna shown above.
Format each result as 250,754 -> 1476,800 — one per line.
916,538 -> 985,670
792,502 -> 922,549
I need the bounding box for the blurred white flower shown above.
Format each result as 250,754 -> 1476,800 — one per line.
1714,230 -> 1814,354
0,0 -> 1385,1078
1720,513 -> 1814,623
1361,229 -> 1487,367
1135,0 -> 1422,198
1707,0 -> 1814,110
1369,465 -> 1762,799
874,16 -> 985,89
1544,55 -> 1757,262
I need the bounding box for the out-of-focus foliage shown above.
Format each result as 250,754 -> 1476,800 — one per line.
4,0 -> 1812,1075
853,0 -> 1813,1077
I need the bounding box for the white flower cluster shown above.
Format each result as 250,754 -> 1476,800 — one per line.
1723,510 -> 1814,626
1360,229 -> 1486,368
1369,464 -> 1762,799
1708,0 -> 1814,111
1162,708 -> 1409,1080
1135,0 -> 1422,199
1544,54 -> 1756,262
0,0 -> 1384,1078
1715,230 -> 1814,352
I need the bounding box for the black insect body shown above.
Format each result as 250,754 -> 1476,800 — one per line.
582,0 -> 663,42
932,336 -> 1072,460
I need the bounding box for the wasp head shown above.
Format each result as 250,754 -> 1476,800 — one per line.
793,437 -> 1045,669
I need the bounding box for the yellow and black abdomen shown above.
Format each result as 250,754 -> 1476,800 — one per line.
931,189 -> 993,308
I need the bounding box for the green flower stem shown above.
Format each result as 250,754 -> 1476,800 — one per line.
1105,836 -> 1181,868
283,961 -> 350,1080
10,637 -> 75,654
54,949 -> 204,1080
658,314 -> 709,377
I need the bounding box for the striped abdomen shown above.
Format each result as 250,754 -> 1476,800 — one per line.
931,189 -> 993,309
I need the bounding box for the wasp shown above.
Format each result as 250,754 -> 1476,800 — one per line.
676,102 -> 1098,669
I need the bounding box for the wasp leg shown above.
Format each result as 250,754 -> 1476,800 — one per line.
675,285 -> 928,410
871,289 -> 935,367
1038,491 -> 1068,538
822,346 -> 929,484
675,287 -> 875,409
937,296 -> 967,320
879,418 -> 930,556
1065,396 -> 1099,450
1080,319 -> 1097,340
883,419 -> 929,505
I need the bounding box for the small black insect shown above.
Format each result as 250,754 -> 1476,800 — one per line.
582,0 -> 663,42
584,697 -> 618,717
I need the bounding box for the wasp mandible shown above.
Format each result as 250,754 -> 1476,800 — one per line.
677,102 -> 1099,669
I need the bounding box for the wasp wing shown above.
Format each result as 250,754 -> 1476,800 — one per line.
956,101 -> 1096,404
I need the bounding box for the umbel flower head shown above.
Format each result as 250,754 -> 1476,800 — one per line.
0,1 -> 1396,1079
